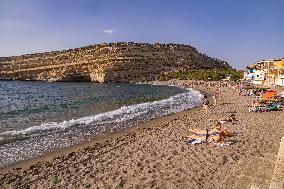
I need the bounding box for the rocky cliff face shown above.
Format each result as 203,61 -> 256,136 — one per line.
0,42 -> 231,82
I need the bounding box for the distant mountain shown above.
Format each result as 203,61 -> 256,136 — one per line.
0,42 -> 232,82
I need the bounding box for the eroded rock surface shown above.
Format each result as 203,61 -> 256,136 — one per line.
0,42 -> 231,82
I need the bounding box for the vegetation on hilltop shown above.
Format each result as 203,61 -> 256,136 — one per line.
156,69 -> 244,81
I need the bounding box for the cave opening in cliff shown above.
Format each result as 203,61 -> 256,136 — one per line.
62,74 -> 92,82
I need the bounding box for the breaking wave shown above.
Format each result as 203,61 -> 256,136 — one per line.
0,86 -> 203,168
0,88 -> 203,143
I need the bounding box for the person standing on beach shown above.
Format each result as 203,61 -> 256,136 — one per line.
236,83 -> 242,95
213,92 -> 217,106
203,95 -> 209,114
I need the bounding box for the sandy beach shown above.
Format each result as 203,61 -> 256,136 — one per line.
1,80 -> 284,189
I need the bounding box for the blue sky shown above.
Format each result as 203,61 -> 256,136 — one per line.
0,0 -> 283,69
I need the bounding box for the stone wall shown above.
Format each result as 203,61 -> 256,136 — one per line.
0,42 -> 232,82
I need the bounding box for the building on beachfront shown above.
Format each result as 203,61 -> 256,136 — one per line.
244,58 -> 284,86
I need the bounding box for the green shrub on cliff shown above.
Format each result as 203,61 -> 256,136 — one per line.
156,69 -> 243,81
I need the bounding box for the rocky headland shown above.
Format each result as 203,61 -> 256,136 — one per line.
0,42 -> 231,82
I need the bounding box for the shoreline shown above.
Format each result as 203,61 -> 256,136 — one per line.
0,106 -> 203,174
0,82 -> 209,174
2,80 -> 283,188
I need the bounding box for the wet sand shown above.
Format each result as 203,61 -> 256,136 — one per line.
1,81 -> 284,188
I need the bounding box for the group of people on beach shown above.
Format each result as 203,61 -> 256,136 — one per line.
247,88 -> 284,112
185,82 -> 240,145
185,114 -> 237,144
153,79 -> 239,144
187,122 -> 225,144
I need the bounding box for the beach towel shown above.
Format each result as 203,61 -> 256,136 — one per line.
187,138 -> 203,144
214,141 -> 233,147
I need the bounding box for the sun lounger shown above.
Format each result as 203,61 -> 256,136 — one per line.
266,103 -> 283,111
249,104 -> 267,112
249,102 -> 282,112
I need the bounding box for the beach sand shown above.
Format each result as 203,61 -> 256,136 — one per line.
1,81 -> 284,188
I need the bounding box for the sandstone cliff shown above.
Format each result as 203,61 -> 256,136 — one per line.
0,42 -> 231,82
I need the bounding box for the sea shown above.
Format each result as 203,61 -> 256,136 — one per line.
0,81 -> 203,167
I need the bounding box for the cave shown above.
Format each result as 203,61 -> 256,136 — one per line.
61,74 -> 92,82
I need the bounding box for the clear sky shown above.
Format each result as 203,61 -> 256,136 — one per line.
0,0 -> 283,69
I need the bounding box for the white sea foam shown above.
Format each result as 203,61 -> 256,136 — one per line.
0,87 -> 204,168
0,88 -> 203,141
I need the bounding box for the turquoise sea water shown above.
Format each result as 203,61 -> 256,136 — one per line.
0,81 -> 203,167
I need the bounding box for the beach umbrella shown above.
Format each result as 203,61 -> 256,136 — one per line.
261,90 -> 276,99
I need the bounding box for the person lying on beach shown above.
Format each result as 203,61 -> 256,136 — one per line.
187,132 -> 225,143
188,123 -> 225,136
190,121 -> 229,133
186,123 -> 230,144
221,114 -> 239,123
209,114 -> 239,124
